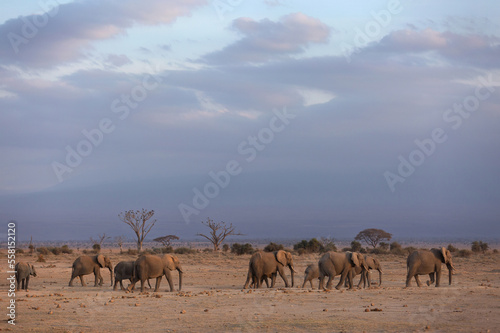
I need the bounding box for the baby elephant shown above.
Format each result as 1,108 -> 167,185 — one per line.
302,264 -> 319,288
16,262 -> 37,291
114,261 -> 151,291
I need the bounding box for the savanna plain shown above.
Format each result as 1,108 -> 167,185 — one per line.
2,248 -> 499,332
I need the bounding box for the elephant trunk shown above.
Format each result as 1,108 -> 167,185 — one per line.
178,270 -> 183,291
378,269 -> 383,286
289,266 -> 295,288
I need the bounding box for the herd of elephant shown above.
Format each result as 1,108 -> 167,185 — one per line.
14,247 -> 455,293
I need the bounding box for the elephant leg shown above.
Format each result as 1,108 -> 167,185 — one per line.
263,276 -> 270,288
357,273 -> 363,288
406,267 -> 417,287
367,271 -> 372,288
165,271 -> 174,292
326,275 -> 334,290
336,271 -> 349,290
25,277 -> 30,290
147,279 -> 152,289
318,274 -> 325,290
79,275 -> 86,287
153,277 -> 162,292
414,275 -> 422,287
426,273 -> 434,286
21,279 -> 25,290
277,267 -> 289,288
435,269 -> 441,287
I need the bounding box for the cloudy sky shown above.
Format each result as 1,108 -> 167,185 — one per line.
1,0 -> 499,242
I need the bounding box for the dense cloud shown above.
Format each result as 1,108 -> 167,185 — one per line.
0,2 -> 499,240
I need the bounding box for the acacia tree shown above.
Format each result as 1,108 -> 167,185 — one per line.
114,236 -> 125,254
354,228 -> 392,249
153,235 -> 179,247
197,217 -> 243,251
118,209 -> 156,252
90,233 -> 110,252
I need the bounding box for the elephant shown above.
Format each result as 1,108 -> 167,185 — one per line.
406,247 -> 455,287
318,251 -> 368,290
15,262 -> 37,291
127,254 -> 183,292
345,255 -> 383,288
243,250 -> 296,289
69,254 -> 113,287
302,263 -> 320,288
113,261 -> 152,291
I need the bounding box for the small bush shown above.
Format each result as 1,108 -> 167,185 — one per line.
152,246 -> 173,254
222,244 -> 230,252
293,238 -> 324,254
471,241 -> 489,253
37,247 -> 50,255
15,248 -> 25,254
127,249 -> 138,255
370,248 -> 387,255
50,247 -> 62,255
456,249 -> 472,258
447,244 -> 459,253
174,247 -> 197,255
61,245 -> 73,254
264,242 -> 284,252
379,242 -> 389,251
403,246 -> 417,255
493,249 -> 499,254
231,243 -> 254,255
92,244 -> 101,252
350,241 -> 362,252
36,254 -> 46,262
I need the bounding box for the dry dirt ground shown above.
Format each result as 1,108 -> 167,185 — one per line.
1,250 -> 499,332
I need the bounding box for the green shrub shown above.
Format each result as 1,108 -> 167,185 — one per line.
293,238 -> 324,254
447,244 -> 459,253
50,247 -> 62,255
350,241 -> 362,252
231,243 -> 254,255
222,244 -> 230,252
152,246 -> 173,254
456,249 -> 472,257
370,247 -> 387,255
37,247 -> 50,255
174,247 -> 197,255
379,242 -> 389,251
493,249 -> 499,254
264,242 -> 284,252
127,249 -> 138,255
403,246 -> 417,255
92,244 -> 101,252
61,245 -> 73,254
471,241 -> 489,253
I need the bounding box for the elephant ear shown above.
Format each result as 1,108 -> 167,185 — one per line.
275,250 -> 287,266
165,255 -> 176,270
97,254 -> 106,268
347,252 -> 360,267
441,247 -> 452,263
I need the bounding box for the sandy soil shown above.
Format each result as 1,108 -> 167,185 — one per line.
2,250 -> 499,332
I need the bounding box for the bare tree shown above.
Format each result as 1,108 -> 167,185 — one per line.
28,235 -> 35,255
114,236 -> 125,254
118,209 -> 156,252
197,217 -> 243,251
354,228 -> 392,249
90,233 -> 110,252
153,235 -> 179,247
